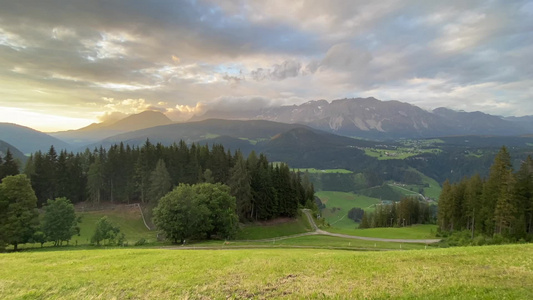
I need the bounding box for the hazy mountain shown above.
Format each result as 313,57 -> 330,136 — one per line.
51,110 -> 173,147
192,97 -> 532,139
504,115 -> 533,131
0,123 -> 70,154
0,139 -> 27,164
432,108 -> 527,136
92,119 -> 312,149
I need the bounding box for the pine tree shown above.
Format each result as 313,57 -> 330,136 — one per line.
148,159 -> 172,203
481,146 -> 512,235
87,157 -> 104,204
2,149 -> 19,178
228,152 -> 252,221
494,169 -> 518,236
514,156 -> 533,235
438,180 -> 453,231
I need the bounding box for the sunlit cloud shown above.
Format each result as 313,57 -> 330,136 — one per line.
0,0 -> 531,131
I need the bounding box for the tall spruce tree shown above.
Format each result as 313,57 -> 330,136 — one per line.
481,146 -> 512,235
228,152 -> 252,221
148,159 -> 172,203
2,149 -> 19,178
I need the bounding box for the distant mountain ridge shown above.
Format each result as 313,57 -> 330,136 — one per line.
0,123 -> 70,154
50,110 -> 173,147
191,97 -> 532,139
0,139 -> 27,164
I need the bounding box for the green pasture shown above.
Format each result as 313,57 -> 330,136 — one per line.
1,244 -> 531,299
316,191 -> 380,229
325,224 -> 438,239
76,208 -> 158,245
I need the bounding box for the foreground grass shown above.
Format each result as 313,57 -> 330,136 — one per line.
325,224 -> 438,239
237,213 -> 312,240
1,244 -> 532,299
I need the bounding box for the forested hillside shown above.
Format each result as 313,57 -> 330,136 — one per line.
22,141 -> 314,221
438,147 -> 533,242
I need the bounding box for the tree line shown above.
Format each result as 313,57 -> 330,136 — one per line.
22,140 -> 314,222
437,146 -> 533,241
358,197 -> 434,229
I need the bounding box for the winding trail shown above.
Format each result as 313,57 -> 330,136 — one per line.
301,209 -> 441,244
163,209 -> 440,251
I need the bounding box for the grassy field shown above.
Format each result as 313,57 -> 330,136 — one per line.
388,171 -> 442,200
325,224 -> 438,239
316,191 -> 380,229
76,207 -> 158,245
1,244 -> 532,298
364,147 -> 440,160
192,234 -> 430,250
236,214 -> 312,240
293,167 -> 353,174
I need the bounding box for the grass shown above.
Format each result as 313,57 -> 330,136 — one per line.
325,224 -> 438,239
191,234 -> 430,250
388,171 -> 442,200
76,207 -> 157,245
316,191 -> 380,229
236,213 -> 312,240
292,167 -> 353,174
364,147 -> 441,160
9,207 -> 157,250
1,244 -> 532,298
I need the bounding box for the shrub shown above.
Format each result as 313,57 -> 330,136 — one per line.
134,238 -> 146,246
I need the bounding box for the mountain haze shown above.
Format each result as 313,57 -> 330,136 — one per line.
0,123 -> 70,154
51,110 -> 173,147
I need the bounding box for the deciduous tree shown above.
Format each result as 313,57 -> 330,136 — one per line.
0,175 -> 39,250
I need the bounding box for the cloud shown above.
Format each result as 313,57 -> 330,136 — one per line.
97,111 -> 128,123
251,60 -> 302,81
1,0 -> 533,131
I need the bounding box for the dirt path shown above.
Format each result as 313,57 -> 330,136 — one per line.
301,209 -> 441,244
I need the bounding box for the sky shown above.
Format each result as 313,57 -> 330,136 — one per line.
0,0 -> 532,132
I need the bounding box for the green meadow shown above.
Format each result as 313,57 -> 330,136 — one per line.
326,224 -> 438,239
316,191 -> 380,229
1,244 -> 531,299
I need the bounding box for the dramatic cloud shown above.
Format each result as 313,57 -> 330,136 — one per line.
0,0 -> 532,130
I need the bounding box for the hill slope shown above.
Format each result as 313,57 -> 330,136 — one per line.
51,111 -> 173,147
0,123 -> 70,154
0,139 -> 27,164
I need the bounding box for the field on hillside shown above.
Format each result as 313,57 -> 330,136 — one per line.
326,224 -> 438,239
293,167 -> 353,174
77,207 -> 158,245
316,191 -> 380,229
1,244 -> 532,298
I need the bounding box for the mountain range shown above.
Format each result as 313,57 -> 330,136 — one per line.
2,97 -> 533,157
191,97 -> 532,139
0,123 -> 70,154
